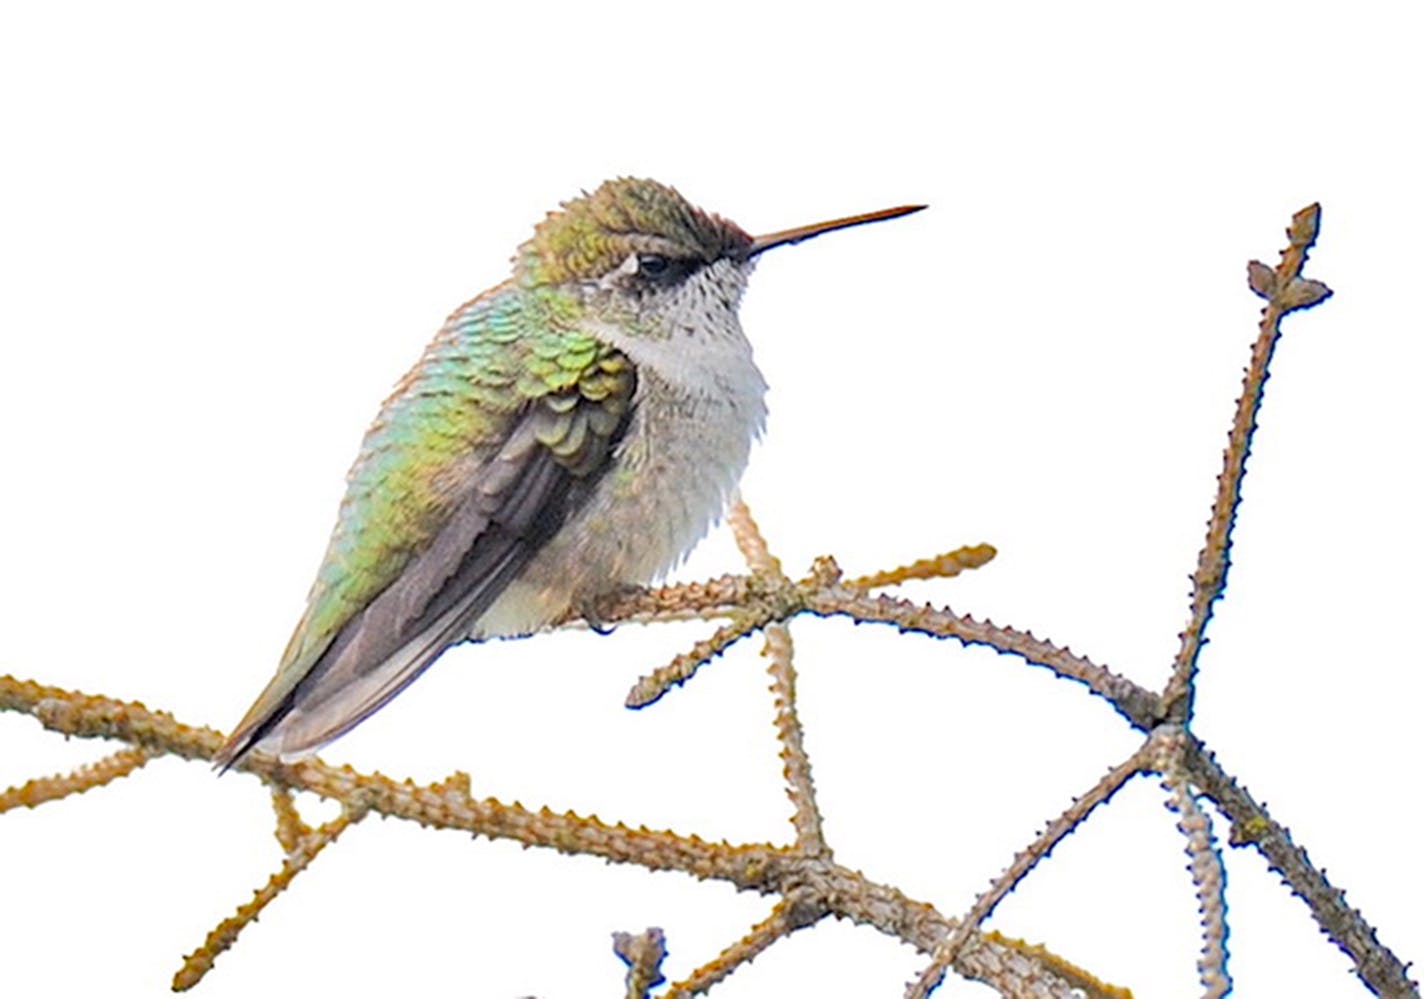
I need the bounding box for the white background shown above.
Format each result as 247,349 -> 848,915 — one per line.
1,3 -> 1419,996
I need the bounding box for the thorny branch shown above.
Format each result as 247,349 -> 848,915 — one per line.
1,205 -> 1415,997
0,745 -> 158,813
1164,768 -> 1232,999
1161,203 -> 1332,724
172,801 -> 370,990
663,892 -> 826,997
725,500 -> 828,856
906,735 -> 1165,998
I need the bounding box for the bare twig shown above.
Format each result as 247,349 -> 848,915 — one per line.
1184,736 -> 1417,995
270,785 -> 309,856
906,738 -> 1157,997
172,802 -> 369,990
846,543 -> 997,590
1164,770 -> 1231,998
0,746 -> 157,813
1162,205 -> 1331,722
625,612 -> 769,707
665,891 -> 826,997
807,589 -> 1162,730
726,496 -> 783,579
764,623 -> 827,855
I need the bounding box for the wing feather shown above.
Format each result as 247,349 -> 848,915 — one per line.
231,428 -> 569,759
214,291 -> 635,767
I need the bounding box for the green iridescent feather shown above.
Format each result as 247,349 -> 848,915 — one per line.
280,283 -> 634,678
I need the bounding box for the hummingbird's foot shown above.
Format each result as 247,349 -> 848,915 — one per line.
578,585 -> 641,635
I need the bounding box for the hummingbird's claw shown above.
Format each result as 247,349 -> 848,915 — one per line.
579,585 -> 640,635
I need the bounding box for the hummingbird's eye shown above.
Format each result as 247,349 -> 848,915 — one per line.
636,253 -> 670,278
631,252 -> 698,290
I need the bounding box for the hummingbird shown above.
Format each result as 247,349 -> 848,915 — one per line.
215,178 -> 924,768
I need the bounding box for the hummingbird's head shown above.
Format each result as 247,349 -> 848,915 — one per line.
515,177 -> 753,293
514,179 -> 926,361
515,178 -> 764,357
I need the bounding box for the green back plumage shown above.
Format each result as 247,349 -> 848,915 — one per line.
281,282 -> 634,675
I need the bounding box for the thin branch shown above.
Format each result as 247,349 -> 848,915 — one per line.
1162,204 -> 1331,722
807,589 -> 1162,730
1184,736 -> 1418,996
726,496 -> 783,579
665,892 -> 827,997
625,612 -> 769,708
0,746 -> 157,813
906,738 -> 1158,997
764,623 -> 827,855
1,674 -> 223,756
625,510 -> 849,709
625,500 -> 797,707
846,543 -> 997,590
1163,770 -> 1231,998
270,785 -> 309,856
172,802 -> 369,991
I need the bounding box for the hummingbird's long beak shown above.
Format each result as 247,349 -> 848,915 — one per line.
748,203 -> 926,257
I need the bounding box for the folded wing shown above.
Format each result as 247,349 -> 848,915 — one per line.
215,291 -> 635,766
